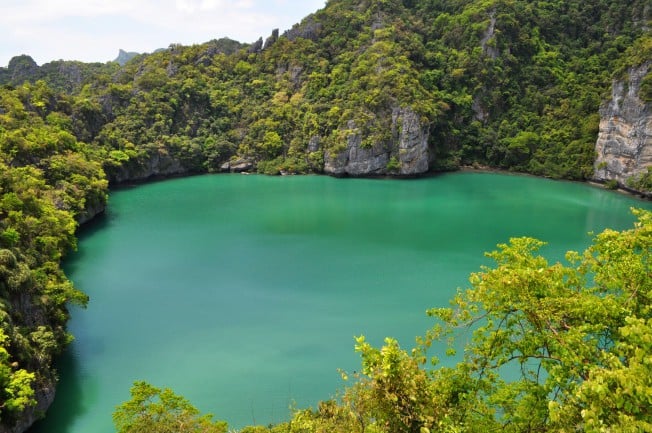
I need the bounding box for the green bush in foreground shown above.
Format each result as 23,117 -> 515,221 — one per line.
113,381 -> 228,433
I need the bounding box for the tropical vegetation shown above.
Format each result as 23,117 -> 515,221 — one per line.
0,0 -> 650,430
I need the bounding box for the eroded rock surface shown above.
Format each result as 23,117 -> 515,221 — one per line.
594,63 -> 652,190
324,107 -> 430,176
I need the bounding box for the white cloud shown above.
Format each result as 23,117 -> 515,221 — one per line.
200,0 -> 230,11
233,0 -> 254,8
0,0 -> 325,67
175,0 -> 197,13
3,0 -> 136,23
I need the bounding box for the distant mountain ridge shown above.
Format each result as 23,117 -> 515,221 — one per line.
0,54 -> 118,93
0,37 -> 246,94
114,49 -> 140,66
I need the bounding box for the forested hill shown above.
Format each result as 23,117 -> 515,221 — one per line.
0,0 -> 650,431
2,0 -> 651,182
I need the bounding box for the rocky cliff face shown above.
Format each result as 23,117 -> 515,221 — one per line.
594,63 -> 652,190
1,382 -> 56,433
324,106 -> 430,176
106,149 -> 193,184
0,290 -> 59,433
395,107 -> 430,175
77,199 -> 107,225
0,56 -> 117,94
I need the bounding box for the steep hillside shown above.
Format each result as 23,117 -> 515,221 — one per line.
0,84 -> 106,433
594,60 -> 652,193
2,0 -> 648,183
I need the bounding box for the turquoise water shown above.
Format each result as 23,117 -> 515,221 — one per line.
30,172 -> 650,432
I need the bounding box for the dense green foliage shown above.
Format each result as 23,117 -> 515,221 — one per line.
119,209 -> 651,433
0,83 -> 105,427
113,381 -> 228,433
0,55 -> 119,94
0,0 -> 650,430
1,0 -> 649,180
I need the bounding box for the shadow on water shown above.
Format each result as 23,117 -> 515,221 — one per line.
63,212 -> 110,275
78,209 -> 111,237
27,348 -> 86,433
29,214 -> 111,433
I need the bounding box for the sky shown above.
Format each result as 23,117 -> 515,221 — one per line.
1,0 -> 327,67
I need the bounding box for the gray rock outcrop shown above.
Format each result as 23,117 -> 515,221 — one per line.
594,63 -> 652,189
263,29 -> 280,50
114,49 -> 139,66
324,107 -> 430,176
324,120 -> 390,175
7,55 -> 39,83
283,17 -> 322,42
395,107 -> 430,175
248,38 -> 263,54
107,149 -> 191,184
77,201 -> 106,225
220,158 -> 254,173
2,382 -> 56,433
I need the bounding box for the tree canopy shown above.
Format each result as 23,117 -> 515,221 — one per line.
1,0 -> 649,182
113,381 -> 228,433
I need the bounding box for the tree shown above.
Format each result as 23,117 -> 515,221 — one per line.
113,381 -> 228,433
326,208 -> 651,433
351,336 -> 437,433
0,328 -> 35,420
423,208 -> 652,432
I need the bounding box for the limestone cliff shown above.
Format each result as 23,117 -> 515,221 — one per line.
0,291 -> 58,433
0,378 -> 55,433
77,199 -> 107,225
0,55 -> 117,94
594,63 -> 652,192
324,106 -> 430,176
106,148 -> 194,184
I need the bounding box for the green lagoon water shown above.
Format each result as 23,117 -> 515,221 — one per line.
30,172 -> 651,432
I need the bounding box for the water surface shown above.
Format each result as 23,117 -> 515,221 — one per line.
30,173 -> 650,432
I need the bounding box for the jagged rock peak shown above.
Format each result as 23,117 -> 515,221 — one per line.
263,29 -> 280,50
283,16 -> 323,42
114,49 -> 139,66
